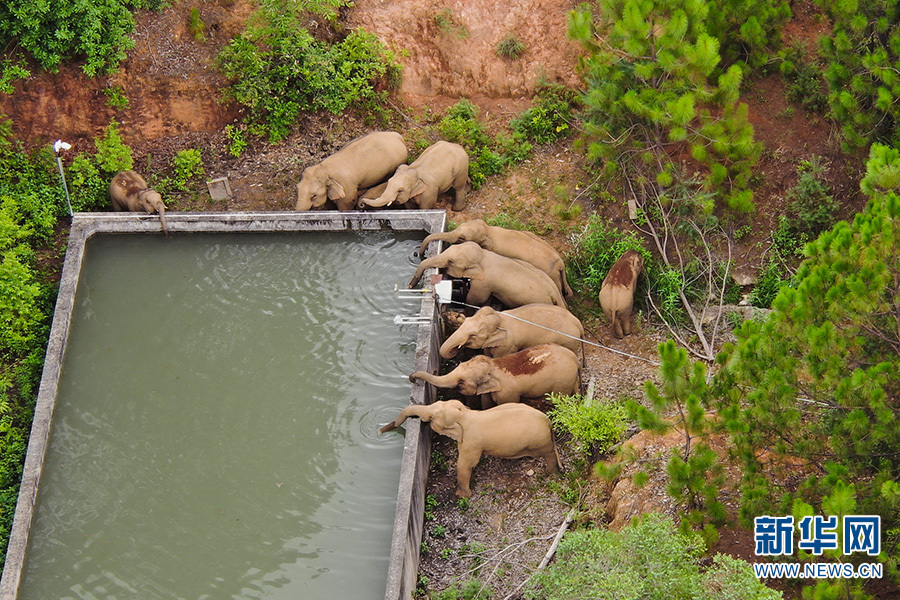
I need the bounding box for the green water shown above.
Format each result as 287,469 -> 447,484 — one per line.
19,232 -> 423,600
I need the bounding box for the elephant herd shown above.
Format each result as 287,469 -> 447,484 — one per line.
381,216 -> 643,498
106,129 -> 645,498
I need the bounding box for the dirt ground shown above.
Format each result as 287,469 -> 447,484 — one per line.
0,0 -> 878,597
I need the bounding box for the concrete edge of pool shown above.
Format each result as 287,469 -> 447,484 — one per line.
0,210 -> 446,600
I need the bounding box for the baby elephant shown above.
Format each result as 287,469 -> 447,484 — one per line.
360,141 -> 469,211
109,170 -> 168,236
598,249 -> 644,338
410,343 -> 581,409
380,399 -> 560,498
441,304 -> 584,359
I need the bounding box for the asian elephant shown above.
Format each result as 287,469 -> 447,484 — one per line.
294,131 -> 408,212
440,304 -> 584,360
359,141 -> 469,211
409,343 -> 581,409
109,170 -> 169,236
408,242 -> 567,309
417,218 -> 573,298
598,249 -> 644,338
379,399 -> 560,498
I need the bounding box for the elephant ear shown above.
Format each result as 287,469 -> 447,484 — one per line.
430,403 -> 465,442
326,178 -> 346,200
475,374 -> 502,395
410,177 -> 429,199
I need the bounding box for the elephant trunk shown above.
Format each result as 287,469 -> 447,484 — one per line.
408,255 -> 444,288
157,204 -> 169,237
409,370 -> 460,390
364,188 -> 398,208
379,404 -> 430,433
439,329 -> 467,359
417,231 -> 456,258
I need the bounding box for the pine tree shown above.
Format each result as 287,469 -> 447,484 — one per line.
568,0 -> 762,211
819,0 -> 900,149
717,152 -> 900,523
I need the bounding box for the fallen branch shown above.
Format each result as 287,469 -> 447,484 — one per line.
501,507 -> 577,600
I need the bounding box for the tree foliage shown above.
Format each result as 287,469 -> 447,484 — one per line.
568,0 -> 765,212
526,513 -> 782,600
216,0 -> 401,142
717,151 -> 900,524
819,0 -> 900,149
0,0 -> 158,78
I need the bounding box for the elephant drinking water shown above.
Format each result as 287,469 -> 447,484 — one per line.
109,170 -> 169,236
379,399 -> 560,498
408,242 -> 566,309
409,342 -> 581,409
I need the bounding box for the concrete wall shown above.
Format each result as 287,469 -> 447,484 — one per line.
0,210 -> 446,600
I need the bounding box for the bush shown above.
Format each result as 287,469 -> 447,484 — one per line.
564,214 -> 649,296
526,513 -> 782,600
0,0 -> 143,77
496,34 -> 525,59
0,119 -> 69,571
510,82 -> 579,145
217,2 -> 401,142
547,392 -> 628,454
172,148 -> 204,191
784,157 -> 839,235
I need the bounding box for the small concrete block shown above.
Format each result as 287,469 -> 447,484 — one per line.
627,197 -> 638,221
206,177 -> 233,201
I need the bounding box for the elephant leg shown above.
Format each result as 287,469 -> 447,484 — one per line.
613,312 -> 625,339
542,447 -> 560,474
451,186 -> 466,211
480,393 -> 496,410
455,446 -> 483,498
622,308 -> 634,336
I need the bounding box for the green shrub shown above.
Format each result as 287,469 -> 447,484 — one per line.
784,157 -> 839,235
217,3 -> 401,142
526,513 -> 782,600
496,34 -> 525,59
547,392 -> 628,454
172,148 -> 204,191
0,120 -> 70,571
778,43 -> 826,112
510,82 -> 579,145
438,100 -> 492,150
224,125 -> 247,157
102,86 -> 129,109
564,214 -> 649,296
93,121 -> 133,173
188,8 -> 205,42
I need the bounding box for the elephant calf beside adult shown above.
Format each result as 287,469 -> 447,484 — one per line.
294,131 -> 408,212
441,304 -> 584,360
409,343 -> 581,409
110,170 -> 169,236
359,140 -> 469,211
418,218 -> 573,298
408,242 -> 567,309
380,399 -> 560,498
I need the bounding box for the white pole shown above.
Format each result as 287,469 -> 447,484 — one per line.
53,140 -> 73,217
